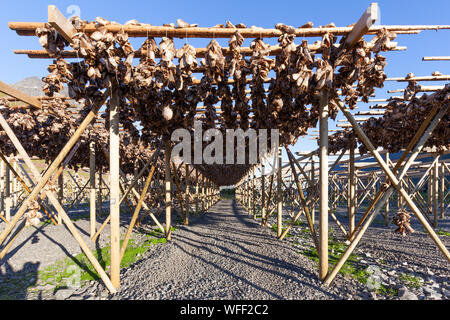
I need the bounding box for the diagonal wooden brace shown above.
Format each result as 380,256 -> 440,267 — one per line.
324,101 -> 450,286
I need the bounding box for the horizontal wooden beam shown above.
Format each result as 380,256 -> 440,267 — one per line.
387,85 -> 444,93
9,20 -> 442,38
422,56 -> 450,61
13,43 -> 406,60
386,75 -> 450,82
0,80 -> 42,109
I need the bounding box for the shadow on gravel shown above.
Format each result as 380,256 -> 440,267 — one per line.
172,200 -> 338,299
173,235 -> 337,299
0,220 -> 101,294
0,261 -> 39,300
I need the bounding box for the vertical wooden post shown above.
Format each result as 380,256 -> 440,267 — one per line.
319,92 -> 329,281
98,165 -> 103,217
252,168 -> 256,219
205,181 -> 209,210
246,171 -> 252,214
185,164 -> 190,225
109,85 -> 121,289
4,160 -> 11,221
201,176 -> 205,212
195,169 -> 199,215
432,155 -> 439,227
165,140 -> 172,240
348,140 -> 356,240
427,176 -> 432,212
277,148 -> 282,238
89,141 -> 96,238
0,160 -> 4,217
384,152 -> 390,226
57,168 -> 64,224
441,161 -> 445,219
58,169 -> 64,203
12,162 -> 18,208
261,165 -> 266,226
310,157 -> 315,224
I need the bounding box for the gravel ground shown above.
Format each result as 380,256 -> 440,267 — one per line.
0,199 -> 449,300
107,200 -> 362,300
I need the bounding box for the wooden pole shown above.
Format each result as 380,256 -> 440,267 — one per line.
277,148 -> 283,238
252,168 -> 256,219
0,160 -> 4,221
348,140 -> 356,240
109,85 -> 121,289
120,162 -> 157,260
202,176 -> 206,213
195,169 -> 199,215
184,164 -> 190,225
261,165 -> 266,226
441,162 -> 445,219
12,162 -> 18,208
319,92 -> 329,281
98,165 -> 103,218
89,140 -> 96,238
423,56 -> 450,61
310,157 -> 315,224
58,169 -> 64,203
4,160 -> 11,222
385,152 -> 390,226
247,178 -> 250,212
432,156 -> 439,227
10,20 -> 448,38
165,140 -> 172,240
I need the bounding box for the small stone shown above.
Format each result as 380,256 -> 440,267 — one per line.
423,286 -> 441,299
55,288 -> 75,300
398,286 -> 418,300
360,260 -> 368,264
387,270 -> 396,276
428,292 -> 442,300
441,288 -> 450,298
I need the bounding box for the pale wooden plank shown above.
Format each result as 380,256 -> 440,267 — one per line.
48,5 -> 77,43
0,80 -> 42,109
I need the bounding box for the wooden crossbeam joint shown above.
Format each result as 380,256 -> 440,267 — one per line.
48,5 -> 77,43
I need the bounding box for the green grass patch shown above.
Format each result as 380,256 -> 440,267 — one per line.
270,224 -> 292,237
283,219 -> 307,227
300,236 -> 397,297
19,229 -> 168,293
436,229 -> 450,237
399,273 -> 422,289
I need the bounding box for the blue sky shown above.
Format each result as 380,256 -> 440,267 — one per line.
0,0 -> 449,155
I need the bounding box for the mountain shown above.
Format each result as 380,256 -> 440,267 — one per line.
11,76 -> 45,96
10,76 -> 68,97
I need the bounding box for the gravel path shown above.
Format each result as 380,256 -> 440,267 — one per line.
1,199 -> 448,300
111,200 -> 363,300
